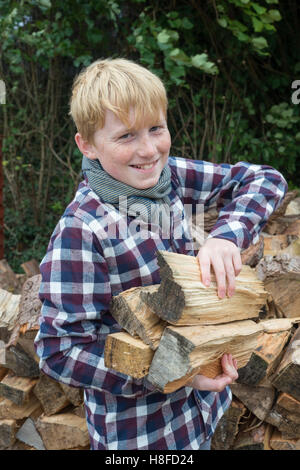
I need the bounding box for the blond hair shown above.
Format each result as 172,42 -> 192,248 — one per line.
69,58 -> 168,143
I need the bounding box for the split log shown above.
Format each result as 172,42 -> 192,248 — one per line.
232,421 -> 272,451
259,317 -> 300,333
283,220 -> 300,236
105,320 -> 264,390
236,319 -> 294,386
230,383 -> 275,422
270,326 -> 300,401
7,274 -> 42,348
271,190 -> 299,217
0,367 -> 7,382
3,343 -> 40,377
256,253 -> 300,318
279,237 -> 300,257
0,259 -> 19,293
104,331 -> 154,379
36,412 -> 89,450
0,395 -> 42,420
59,383 -> 83,407
240,235 -> 264,267
147,320 -> 264,393
264,295 -> 281,319
0,371 -> 38,406
20,259 -> 40,278
142,251 -> 267,326
266,392 -> 300,439
33,373 -> 71,416
285,196 -> 300,216
0,288 -> 21,342
110,285 -> 165,350
4,275 -> 42,377
73,404 -> 86,419
262,234 -> 295,256
0,418 -> 17,448
211,397 -> 246,450
15,417 -> 45,450
270,428 -> 300,450
264,214 -> 300,235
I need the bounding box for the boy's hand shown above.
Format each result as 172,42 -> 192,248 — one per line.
197,238 -> 242,299
187,354 -> 239,392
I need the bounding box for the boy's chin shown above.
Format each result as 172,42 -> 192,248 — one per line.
132,177 -> 160,190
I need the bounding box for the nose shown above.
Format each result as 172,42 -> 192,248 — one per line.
136,134 -> 156,159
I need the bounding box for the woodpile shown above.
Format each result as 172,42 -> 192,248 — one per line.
105,190 -> 300,450
0,261 -> 89,450
0,190 -> 299,450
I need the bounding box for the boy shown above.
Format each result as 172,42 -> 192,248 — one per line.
34,58 -> 287,450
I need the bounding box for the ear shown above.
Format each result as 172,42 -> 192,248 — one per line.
75,133 -> 97,160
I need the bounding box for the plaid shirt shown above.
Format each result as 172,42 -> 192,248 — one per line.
34,156 -> 287,450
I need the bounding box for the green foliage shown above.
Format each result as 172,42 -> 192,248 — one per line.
0,0 -> 299,272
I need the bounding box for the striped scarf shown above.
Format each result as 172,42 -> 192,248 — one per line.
82,155 -> 172,222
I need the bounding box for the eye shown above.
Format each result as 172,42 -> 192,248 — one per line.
150,126 -> 161,132
119,133 -> 131,140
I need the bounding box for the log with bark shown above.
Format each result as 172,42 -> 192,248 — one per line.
35,412 -> 90,450
256,253 -> 300,318
236,318 -> 299,386
141,251 -> 267,326
270,326 -> 300,401
147,320 -> 264,393
266,392 -> 300,439
105,319 -> 265,392
109,285 -> 165,350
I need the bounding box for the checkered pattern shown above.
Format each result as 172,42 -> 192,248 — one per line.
34,156 -> 287,450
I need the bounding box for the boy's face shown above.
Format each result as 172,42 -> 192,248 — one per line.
77,108 -> 171,190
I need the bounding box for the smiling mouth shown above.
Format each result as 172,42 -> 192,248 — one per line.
130,160 -> 158,170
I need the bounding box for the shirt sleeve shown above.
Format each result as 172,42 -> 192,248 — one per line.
34,215 -> 156,398
169,157 -> 288,249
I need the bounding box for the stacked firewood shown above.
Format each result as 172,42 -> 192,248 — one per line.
0,190 -> 299,450
104,190 -> 300,451
211,191 -> 300,451
0,263 -> 89,450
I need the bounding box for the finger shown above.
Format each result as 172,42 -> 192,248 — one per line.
211,258 -> 226,299
197,251 -> 211,287
233,250 -> 242,276
223,257 -> 236,297
192,373 -> 233,393
221,354 -> 239,381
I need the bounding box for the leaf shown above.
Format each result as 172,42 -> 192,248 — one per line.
268,9 -> 282,22
38,0 -> 52,8
191,54 -> 219,75
252,17 -> 264,33
191,53 -> 207,67
252,36 -> 268,50
157,31 -> 170,44
217,18 -> 227,28
182,17 -> 193,30
252,3 -> 267,15
157,29 -> 178,44
236,31 -> 249,42
169,48 -> 191,65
